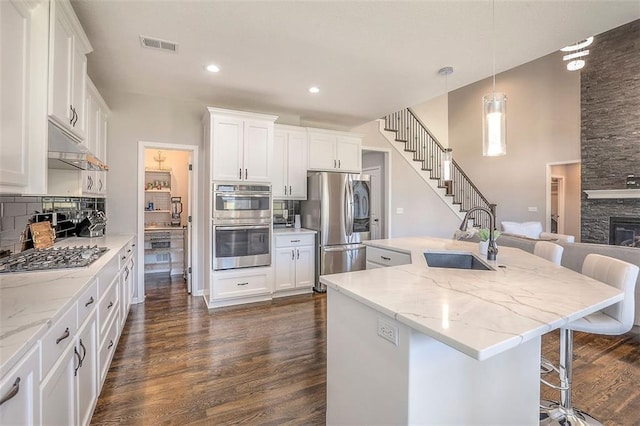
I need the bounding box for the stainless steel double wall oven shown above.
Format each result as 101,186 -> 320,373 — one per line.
212,183 -> 271,270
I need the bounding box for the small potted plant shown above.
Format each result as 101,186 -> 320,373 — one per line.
477,228 -> 500,255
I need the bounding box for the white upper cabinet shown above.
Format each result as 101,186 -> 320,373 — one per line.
48,0 -> 92,141
0,0 -> 48,194
273,125 -> 308,200
307,129 -> 362,173
207,108 -> 277,183
85,77 -> 110,162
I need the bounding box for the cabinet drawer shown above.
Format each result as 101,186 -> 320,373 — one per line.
275,234 -> 314,248
98,306 -> 119,384
366,246 -> 411,267
77,279 -> 98,327
118,241 -> 134,269
213,271 -> 270,299
98,281 -> 119,341
97,254 -> 119,298
40,303 -> 78,377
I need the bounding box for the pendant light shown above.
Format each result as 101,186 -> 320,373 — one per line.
482,0 -> 507,157
438,66 -> 454,185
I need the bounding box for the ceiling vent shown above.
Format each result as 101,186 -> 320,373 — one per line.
139,35 -> 178,53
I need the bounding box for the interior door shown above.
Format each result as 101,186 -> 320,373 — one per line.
185,156 -> 193,293
363,166 -> 382,240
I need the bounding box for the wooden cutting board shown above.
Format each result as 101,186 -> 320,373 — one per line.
30,221 -> 56,249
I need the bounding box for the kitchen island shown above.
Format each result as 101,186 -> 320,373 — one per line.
320,237 -> 624,425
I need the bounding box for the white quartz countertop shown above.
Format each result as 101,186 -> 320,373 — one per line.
0,234 -> 135,377
273,227 -> 316,235
320,237 -> 624,361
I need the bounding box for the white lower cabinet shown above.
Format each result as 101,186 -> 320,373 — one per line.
39,302 -> 98,426
0,345 -> 40,425
274,233 -> 315,293
365,246 -> 411,269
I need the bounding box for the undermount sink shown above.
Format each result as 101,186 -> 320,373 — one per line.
424,251 -> 494,271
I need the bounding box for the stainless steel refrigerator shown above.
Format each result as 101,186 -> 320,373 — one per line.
301,172 -> 371,292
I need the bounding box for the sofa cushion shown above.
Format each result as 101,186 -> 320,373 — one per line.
501,221 -> 544,239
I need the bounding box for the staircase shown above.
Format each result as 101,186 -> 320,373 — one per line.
379,108 -> 496,229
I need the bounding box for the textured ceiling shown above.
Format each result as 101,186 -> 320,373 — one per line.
70,0 -> 640,128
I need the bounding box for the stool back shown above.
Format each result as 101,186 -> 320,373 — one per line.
582,254 -> 639,333
534,241 -> 564,265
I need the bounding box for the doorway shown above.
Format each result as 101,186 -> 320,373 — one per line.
546,161 -> 581,241
362,147 -> 391,239
137,142 -> 199,303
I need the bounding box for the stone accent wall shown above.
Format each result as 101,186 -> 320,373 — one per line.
581,20 -> 640,243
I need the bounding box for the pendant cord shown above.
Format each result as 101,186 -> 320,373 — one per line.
492,0 -> 496,94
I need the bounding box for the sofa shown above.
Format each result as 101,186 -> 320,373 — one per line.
497,233 -> 640,327
501,220 -> 575,243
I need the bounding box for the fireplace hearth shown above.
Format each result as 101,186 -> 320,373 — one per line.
609,217 -> 640,247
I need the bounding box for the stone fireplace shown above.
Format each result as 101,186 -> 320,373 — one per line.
580,20 -> 640,244
610,216 -> 640,247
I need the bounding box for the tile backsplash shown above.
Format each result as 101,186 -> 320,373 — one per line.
273,200 -> 300,226
0,196 -> 105,255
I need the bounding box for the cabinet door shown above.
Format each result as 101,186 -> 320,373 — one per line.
307,132 -> 337,171
97,108 -> 108,162
274,247 -> 295,291
286,131 -> 308,199
84,88 -> 99,154
49,6 -> 74,129
0,344 -> 40,426
76,313 -> 97,426
243,119 -> 272,182
212,115 -> 244,181
272,130 -> 287,198
81,170 -> 95,194
70,43 -> 87,138
336,136 -> 361,172
40,341 -> 77,426
0,0 -> 30,191
295,245 -> 315,288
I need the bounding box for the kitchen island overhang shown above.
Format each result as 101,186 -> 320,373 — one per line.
321,237 -> 624,425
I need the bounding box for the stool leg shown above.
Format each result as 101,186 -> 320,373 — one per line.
540,329 -> 603,425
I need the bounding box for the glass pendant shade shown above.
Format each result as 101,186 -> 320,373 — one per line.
482,92 -> 507,156
443,148 -> 452,181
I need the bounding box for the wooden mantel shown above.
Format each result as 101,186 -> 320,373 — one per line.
584,189 -> 640,199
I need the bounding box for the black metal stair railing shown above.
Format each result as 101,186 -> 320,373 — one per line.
383,108 -> 496,229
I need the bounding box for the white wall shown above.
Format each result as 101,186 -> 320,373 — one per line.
352,121 -> 461,238
410,93 -> 449,147
105,91 -> 206,291
448,51 -> 580,226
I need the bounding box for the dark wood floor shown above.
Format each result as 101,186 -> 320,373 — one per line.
91,275 -> 640,425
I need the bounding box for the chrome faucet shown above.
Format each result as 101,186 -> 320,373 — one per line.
459,206 -> 498,261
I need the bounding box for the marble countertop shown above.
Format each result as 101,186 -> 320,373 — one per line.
320,237 -> 624,361
273,227 -> 316,235
0,234 -> 135,378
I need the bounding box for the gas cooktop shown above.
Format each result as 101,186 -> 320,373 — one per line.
0,245 -> 108,273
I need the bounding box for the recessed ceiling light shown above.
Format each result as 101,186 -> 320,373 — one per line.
205,64 -> 220,73
309,86 -> 320,94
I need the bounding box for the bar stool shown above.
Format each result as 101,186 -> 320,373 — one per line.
534,241 -> 564,265
540,254 -> 639,425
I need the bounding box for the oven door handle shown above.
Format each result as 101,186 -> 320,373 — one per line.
214,193 -> 270,198
214,225 -> 270,231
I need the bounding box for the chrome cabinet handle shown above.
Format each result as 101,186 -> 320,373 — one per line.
107,301 -> 114,309
73,107 -> 78,126
237,282 -> 249,286
284,185 -> 287,195
380,256 -> 391,261
291,239 -> 300,242
297,249 -> 300,260
245,169 -> 248,180
73,346 -> 82,376
239,168 -> 242,179
0,378 -> 20,406
121,255 -> 126,261
289,185 -> 292,195
56,327 -> 70,344
334,159 -> 337,168
69,105 -> 74,125
338,159 -> 341,168
108,340 -> 114,349
291,250 -> 295,260
85,296 -> 94,307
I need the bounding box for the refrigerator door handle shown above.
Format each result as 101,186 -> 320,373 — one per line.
346,175 -> 355,237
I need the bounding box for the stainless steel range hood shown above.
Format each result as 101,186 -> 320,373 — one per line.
48,123 -> 108,171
